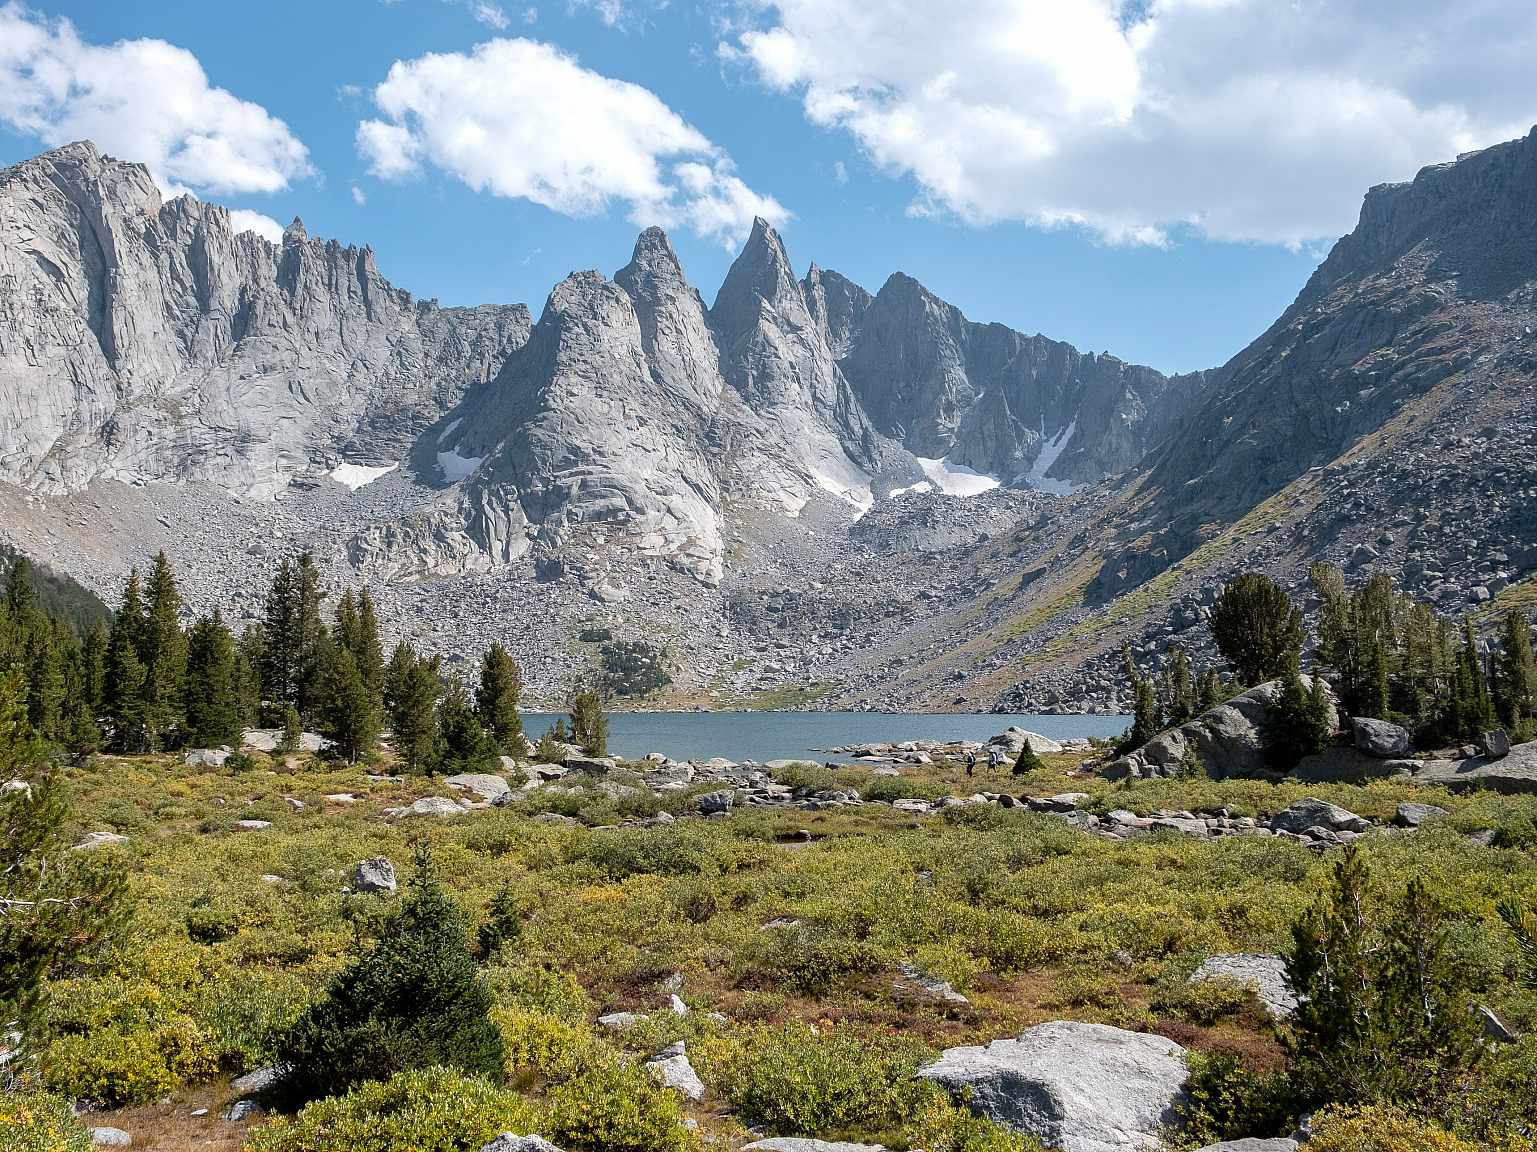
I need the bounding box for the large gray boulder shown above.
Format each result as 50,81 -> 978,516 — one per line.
987,727 -> 1064,756
1193,1141 -> 1298,1152
1188,954 -> 1297,1020
919,1021 -> 1188,1152
1412,738 -> 1537,794
1269,798 -> 1370,835
1352,717 -> 1410,758
444,772 -> 512,803
1291,746 -> 1417,783
89,1129 -> 132,1147
1104,679 -> 1335,782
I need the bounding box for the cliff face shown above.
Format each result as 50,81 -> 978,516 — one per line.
1,142 -> 1196,587
1097,128 -> 1537,598
0,142 -> 531,496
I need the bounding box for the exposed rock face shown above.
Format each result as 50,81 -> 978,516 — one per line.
1099,127 -> 1537,600
1189,954 -> 1297,1020
837,271 -> 1203,486
1105,678 -> 1337,781
919,1021 -> 1189,1152
0,142 -> 530,497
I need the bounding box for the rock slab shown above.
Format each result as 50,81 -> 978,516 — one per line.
919,1020 -> 1189,1152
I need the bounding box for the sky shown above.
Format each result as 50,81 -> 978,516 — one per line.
1,1 -> 1534,374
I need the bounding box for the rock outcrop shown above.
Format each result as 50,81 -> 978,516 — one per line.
919,1021 -> 1188,1152
0,142 -> 530,497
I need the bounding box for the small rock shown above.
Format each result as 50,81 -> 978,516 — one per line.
229,1065 -> 284,1095
394,796 -> 467,818
445,772 -> 513,802
71,831 -> 129,851
1393,802 -> 1448,828
184,748 -> 231,768
645,1040 -> 706,1101
89,1129 -> 132,1147
695,789 -> 735,815
1269,798 -> 1370,836
742,1142 -> 887,1152
350,857 -> 398,894
1192,1141 -> 1298,1152
1482,729 -> 1512,758
668,993 -> 688,1015
232,819 -> 272,831
1477,1004 -> 1519,1043
479,1137 -> 564,1152
223,1100 -> 262,1122
596,1011 -> 644,1030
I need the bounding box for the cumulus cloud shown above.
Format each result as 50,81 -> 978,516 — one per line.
227,208 -> 286,243
0,1 -> 312,198
356,37 -> 786,246
351,184 -> 367,206
722,0 -> 1537,247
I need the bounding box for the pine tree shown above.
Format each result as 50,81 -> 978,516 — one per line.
1166,647 -> 1195,724
568,684 -> 608,757
333,589 -> 360,665
1,668 -> 125,1071
1209,572 -> 1304,687
184,611 -> 241,748
3,556 -> 37,619
293,554 -> 327,723
1286,848 -> 1480,1111
272,843 -> 503,1106
322,647 -> 378,765
1012,737 -> 1043,775
80,625 -> 107,715
438,680 -> 495,771
1452,618 -> 1495,741
103,571 -> 147,753
1262,655 -> 1331,771
235,626 -> 265,730
355,588 -> 385,701
1196,668 -> 1224,714
139,552 -> 186,750
385,644 -> 440,774
24,627 -> 65,741
263,558 -> 298,708
1492,608 -> 1535,737
475,643 -> 523,753
279,703 -> 303,754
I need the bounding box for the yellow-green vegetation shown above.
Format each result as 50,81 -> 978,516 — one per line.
0,1090 -> 95,1152
16,747 -> 1537,1150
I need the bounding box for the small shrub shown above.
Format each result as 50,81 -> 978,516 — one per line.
703,1024 -> 933,1138
196,968 -> 311,1071
740,925 -> 884,994
544,1057 -> 691,1152
1175,1051 -> 1297,1148
245,1067 -> 540,1152
1307,1104 -> 1476,1152
1454,1035 -> 1537,1146
43,1020 -> 218,1107
1152,977 -> 1257,1027
495,1007 -> 606,1085
904,1094 -> 1045,1152
0,1090 -> 94,1152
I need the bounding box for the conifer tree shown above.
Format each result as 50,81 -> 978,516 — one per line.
1012,737 -> 1043,775
1210,572 -> 1304,687
273,843 -> 502,1105
475,643 -> 523,753
4,556 -> 36,619
293,554 -> 327,722
1166,647 -> 1195,724
1452,618 -> 1496,741
438,680 -> 496,771
1263,655 -> 1331,771
322,647 -> 378,765
333,589 -> 360,665
263,558 -> 298,708
355,587 -> 385,701
25,627 -> 64,741
1196,668 -> 1224,714
81,626 -> 107,715
1493,608 -> 1535,736
568,684 -> 608,757
279,703 -> 303,754
139,552 -> 186,749
103,571 -> 147,753
385,643 -> 440,773
184,611 -> 240,747
235,626 -> 264,730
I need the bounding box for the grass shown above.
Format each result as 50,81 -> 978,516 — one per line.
23,742 -> 1537,1151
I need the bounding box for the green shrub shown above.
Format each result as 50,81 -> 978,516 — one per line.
196,967 -> 311,1071
273,847 -> 504,1105
739,924 -> 884,994
0,1090 -> 94,1152
1152,976 -> 1257,1026
1307,1104 -> 1475,1152
245,1067 -> 541,1152
860,776 -> 945,804
1174,1051 -> 1297,1148
495,1007 -> 606,1084
544,1057 -> 691,1152
43,1020 -> 218,1107
703,1024 -> 933,1138
1454,1035 -> 1537,1145
904,1095 -> 1045,1152
579,827 -> 713,880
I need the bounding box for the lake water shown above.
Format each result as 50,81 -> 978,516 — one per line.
521,711 -> 1129,764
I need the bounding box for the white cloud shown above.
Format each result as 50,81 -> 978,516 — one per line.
723,0 -> 1537,247
832,160 -> 847,184
227,208 -> 285,243
467,1 -> 509,27
351,184 -> 367,206
571,0 -> 624,26
357,37 -> 787,246
0,1 -> 312,198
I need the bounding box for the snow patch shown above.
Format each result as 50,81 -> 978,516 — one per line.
1022,419 -> 1076,496
915,456 -> 1000,497
437,417 -> 463,445
329,461 -> 399,491
437,449 -> 484,483
812,460 -> 873,513
888,480 -> 935,498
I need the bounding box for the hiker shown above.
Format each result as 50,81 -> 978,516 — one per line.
987,747 -> 1001,772
964,750 -> 976,777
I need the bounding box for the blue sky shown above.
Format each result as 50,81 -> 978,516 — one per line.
2,0 -> 1533,374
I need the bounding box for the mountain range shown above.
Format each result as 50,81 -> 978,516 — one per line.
1,131 -> 1533,710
